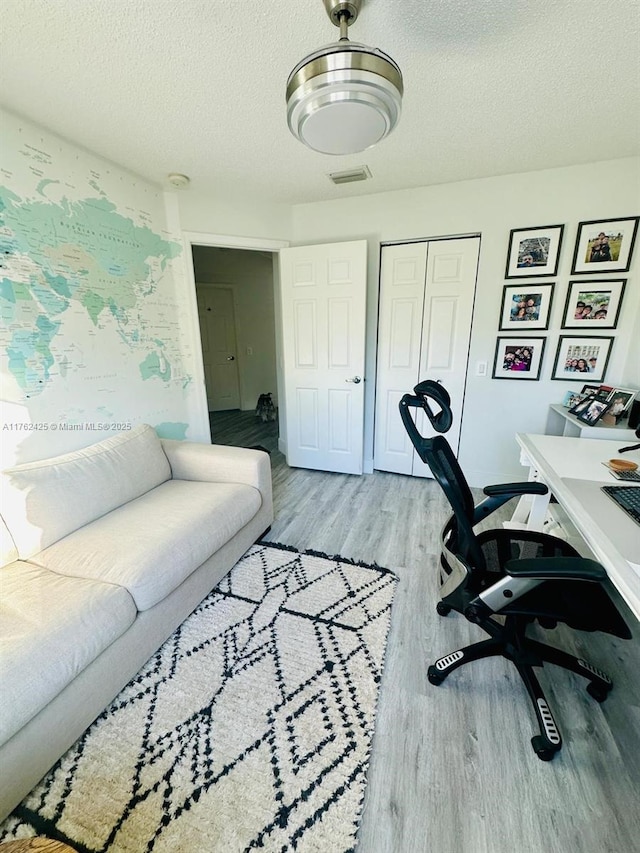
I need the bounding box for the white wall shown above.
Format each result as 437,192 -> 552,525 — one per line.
192,248 -> 278,410
177,191 -> 291,243
290,157 -> 640,485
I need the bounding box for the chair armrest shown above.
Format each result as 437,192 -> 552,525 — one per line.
473,481 -> 548,525
160,439 -> 272,497
483,482 -> 548,497
504,556 -> 607,582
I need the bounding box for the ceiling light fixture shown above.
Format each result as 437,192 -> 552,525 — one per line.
286,0 -> 403,156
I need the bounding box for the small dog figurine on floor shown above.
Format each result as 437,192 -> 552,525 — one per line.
256,392 -> 277,422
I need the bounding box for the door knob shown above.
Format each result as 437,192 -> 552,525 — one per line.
346,376 -> 362,384
226,355 -> 235,361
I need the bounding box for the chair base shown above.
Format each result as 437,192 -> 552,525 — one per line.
427,615 -> 613,761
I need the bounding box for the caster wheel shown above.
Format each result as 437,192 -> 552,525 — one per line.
427,665 -> 445,686
586,682 -> 610,703
531,735 -> 557,762
436,602 -> 451,617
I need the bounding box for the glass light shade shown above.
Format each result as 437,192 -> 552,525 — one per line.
286,41 -> 403,155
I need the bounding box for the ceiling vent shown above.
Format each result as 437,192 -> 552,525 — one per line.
328,165 -> 372,184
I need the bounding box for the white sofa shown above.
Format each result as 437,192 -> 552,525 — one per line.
0,424 -> 273,820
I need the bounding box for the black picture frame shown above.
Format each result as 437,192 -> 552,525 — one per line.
571,217 -> 639,274
499,283 -> 555,330
492,336 -> 546,380
574,397 -> 612,426
561,279 -> 626,329
504,224 -> 564,279
551,335 -> 614,382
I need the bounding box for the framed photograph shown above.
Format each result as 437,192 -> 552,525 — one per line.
499,283 -> 555,330
580,383 -> 612,401
607,388 -> 637,417
580,383 -> 603,397
492,336 -> 546,380
551,336 -> 614,382
505,224 -> 564,279
561,279 -> 626,328
562,390 -> 585,409
574,397 -> 612,427
571,217 -> 639,274
569,396 -> 595,417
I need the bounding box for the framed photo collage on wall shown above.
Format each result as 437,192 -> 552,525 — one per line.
492,216 -> 639,381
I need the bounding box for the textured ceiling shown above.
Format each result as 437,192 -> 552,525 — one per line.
1,0 -> 639,205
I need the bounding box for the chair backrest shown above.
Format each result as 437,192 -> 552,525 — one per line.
399,383 -> 486,573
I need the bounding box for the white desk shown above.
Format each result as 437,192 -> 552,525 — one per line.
513,433 -> 640,621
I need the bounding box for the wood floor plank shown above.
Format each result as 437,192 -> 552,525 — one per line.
210,411 -> 640,853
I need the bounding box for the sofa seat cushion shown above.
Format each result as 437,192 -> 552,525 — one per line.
0,562 -> 137,745
31,480 -> 262,611
1,424 -> 171,559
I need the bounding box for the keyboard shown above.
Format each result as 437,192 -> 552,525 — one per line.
609,468 -> 640,481
601,485 -> 640,526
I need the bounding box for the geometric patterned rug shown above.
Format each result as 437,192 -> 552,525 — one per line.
0,543 -> 397,853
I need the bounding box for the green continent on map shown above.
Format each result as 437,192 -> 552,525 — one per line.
139,350 -> 172,381
7,314 -> 59,393
154,422 -> 189,440
0,186 -> 182,397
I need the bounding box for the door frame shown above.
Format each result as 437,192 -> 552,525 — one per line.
182,231 -> 289,444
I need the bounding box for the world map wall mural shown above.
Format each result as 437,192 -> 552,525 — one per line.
0,112 -> 204,465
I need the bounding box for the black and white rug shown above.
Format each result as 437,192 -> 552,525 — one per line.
1,543 -> 397,852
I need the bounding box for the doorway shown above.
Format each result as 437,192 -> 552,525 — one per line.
189,240 -> 284,449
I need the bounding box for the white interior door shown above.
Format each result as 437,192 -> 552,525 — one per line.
374,236 -> 480,476
280,240 -> 367,474
371,242 -> 428,475
197,286 -> 240,411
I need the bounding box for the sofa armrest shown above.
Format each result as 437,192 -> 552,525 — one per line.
160,440 -> 272,500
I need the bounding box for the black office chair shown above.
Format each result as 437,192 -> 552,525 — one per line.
399,380 -> 632,761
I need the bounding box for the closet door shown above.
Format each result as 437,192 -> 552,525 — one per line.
372,242 -> 428,475
374,237 -> 480,476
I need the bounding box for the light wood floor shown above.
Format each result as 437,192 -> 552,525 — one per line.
211,411 -> 640,853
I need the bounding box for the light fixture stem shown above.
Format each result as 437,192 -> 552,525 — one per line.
338,10 -> 351,40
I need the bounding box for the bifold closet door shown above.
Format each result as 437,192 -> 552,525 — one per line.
373,237 -> 480,476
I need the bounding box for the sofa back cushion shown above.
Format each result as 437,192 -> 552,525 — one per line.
1,424 -> 171,558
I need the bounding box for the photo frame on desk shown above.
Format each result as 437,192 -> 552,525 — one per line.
551,335 -> 613,382
562,390 -> 585,409
505,224 -> 564,279
499,283 -> 554,330
581,383 -> 613,400
571,217 -> 639,274
492,336 -> 546,380
561,279 -> 626,329
606,388 -> 637,418
574,397 -> 612,427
